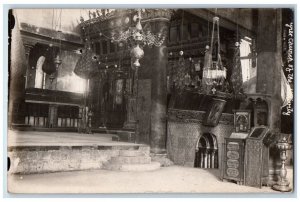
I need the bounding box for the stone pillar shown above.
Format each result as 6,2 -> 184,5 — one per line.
24,43 -> 35,89
24,43 -> 36,89
141,10 -> 172,154
207,151 -> 211,168
256,9 -> 282,131
211,150 -> 216,169
204,151 -> 208,168
200,150 -> 204,168
256,9 -> 283,182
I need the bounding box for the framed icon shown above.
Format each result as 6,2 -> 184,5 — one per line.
204,98 -> 227,126
233,110 -> 251,133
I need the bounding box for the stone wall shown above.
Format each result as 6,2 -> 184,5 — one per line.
167,109 -> 234,168
8,145 -> 149,174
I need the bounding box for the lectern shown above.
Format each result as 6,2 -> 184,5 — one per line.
244,126 -> 271,188
222,132 -> 249,185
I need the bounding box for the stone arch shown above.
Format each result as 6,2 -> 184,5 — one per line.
194,133 -> 218,169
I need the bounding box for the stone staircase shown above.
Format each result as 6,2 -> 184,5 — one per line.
104,146 -> 161,171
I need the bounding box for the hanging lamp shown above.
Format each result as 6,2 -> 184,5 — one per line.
202,16 -> 227,91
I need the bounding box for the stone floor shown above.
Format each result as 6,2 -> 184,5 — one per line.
7,166 -> 294,194
6,130 -> 295,195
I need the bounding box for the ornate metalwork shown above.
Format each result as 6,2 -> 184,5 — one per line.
272,137 -> 293,192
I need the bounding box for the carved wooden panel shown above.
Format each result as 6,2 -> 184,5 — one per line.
244,139 -> 263,188
222,138 -> 245,184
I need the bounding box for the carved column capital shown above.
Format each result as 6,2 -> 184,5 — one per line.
23,42 -> 36,56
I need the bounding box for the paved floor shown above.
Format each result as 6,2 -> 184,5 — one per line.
8,130 -> 140,147
7,166 -> 293,194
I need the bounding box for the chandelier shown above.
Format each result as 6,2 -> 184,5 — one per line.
81,9 -> 168,68
109,9 -> 166,47
202,16 -> 227,88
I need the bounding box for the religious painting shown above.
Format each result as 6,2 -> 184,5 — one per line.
233,110 -> 251,133
203,98 -> 226,126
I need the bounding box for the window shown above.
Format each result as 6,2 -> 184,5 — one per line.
239,37 -> 256,93
240,37 -> 252,82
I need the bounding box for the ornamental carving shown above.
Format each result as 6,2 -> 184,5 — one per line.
226,168 -> 239,178
227,151 -> 239,160
168,108 -> 233,125
227,142 -> 239,150
227,159 -> 239,169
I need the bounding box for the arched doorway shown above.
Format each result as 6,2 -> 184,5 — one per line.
194,133 -> 218,169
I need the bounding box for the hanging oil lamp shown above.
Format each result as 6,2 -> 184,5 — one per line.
202,16 -> 227,94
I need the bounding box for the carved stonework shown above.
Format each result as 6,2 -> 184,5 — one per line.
23,43 -> 36,56
168,108 -> 234,125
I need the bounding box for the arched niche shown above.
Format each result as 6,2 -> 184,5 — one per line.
27,43 -> 58,89
194,133 -> 218,169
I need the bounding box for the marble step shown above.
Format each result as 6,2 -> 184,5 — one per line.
110,156 -> 151,164
105,162 -> 161,172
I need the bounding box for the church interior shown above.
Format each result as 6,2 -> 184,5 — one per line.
7,8 -> 294,193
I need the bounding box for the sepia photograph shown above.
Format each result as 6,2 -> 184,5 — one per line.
5,4 -> 295,195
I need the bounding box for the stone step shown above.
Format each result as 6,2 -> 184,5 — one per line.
105,162 -> 161,172
110,156 -> 151,164
119,150 -> 145,157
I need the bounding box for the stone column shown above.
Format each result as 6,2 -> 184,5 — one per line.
256,9 -> 282,131
24,43 -> 34,88
141,10 -> 172,154
204,151 -> 208,168
207,151 -> 211,168
211,149 -> 216,169
256,9 -> 283,183
200,150 -> 204,168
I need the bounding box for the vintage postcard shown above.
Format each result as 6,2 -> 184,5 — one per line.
6,7 -> 294,194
